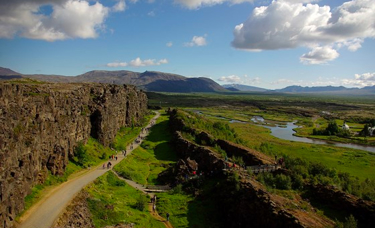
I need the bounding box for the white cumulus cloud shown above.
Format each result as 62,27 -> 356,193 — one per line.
107,57 -> 169,68
0,0 -> 110,41
300,46 -> 340,64
232,0 -> 375,64
185,35 -> 207,47
219,75 -> 242,83
218,74 -> 261,84
174,0 -> 253,9
112,0 -> 126,12
166,42 -> 173,47
342,72 -> 375,87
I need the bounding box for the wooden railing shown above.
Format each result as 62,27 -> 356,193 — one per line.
246,164 -> 282,174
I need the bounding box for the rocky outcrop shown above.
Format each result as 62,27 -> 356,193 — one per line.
53,191 -> 94,228
217,139 -> 275,166
307,184 -> 375,228
167,109 -> 334,228
173,131 -> 225,172
170,131 -> 334,227
0,81 -> 147,228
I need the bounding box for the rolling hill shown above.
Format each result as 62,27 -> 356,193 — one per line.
0,67 -> 226,93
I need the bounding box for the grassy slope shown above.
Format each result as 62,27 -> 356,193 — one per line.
114,112 -> 177,185
113,111 -> 220,228
156,179 -> 224,228
86,172 -> 164,228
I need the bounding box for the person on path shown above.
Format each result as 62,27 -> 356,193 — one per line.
153,203 -> 156,212
102,163 -> 105,169
166,212 -> 170,222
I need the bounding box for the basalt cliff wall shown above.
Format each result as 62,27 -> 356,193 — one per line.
0,81 -> 147,228
167,109 -> 334,228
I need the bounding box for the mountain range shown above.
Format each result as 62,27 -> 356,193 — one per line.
1,67 -> 374,94
0,67 -> 225,93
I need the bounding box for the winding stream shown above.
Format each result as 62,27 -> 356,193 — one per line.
192,111 -> 375,153
261,119 -> 375,153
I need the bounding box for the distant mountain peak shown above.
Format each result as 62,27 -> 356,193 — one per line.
222,83 -> 268,92
0,67 -> 21,75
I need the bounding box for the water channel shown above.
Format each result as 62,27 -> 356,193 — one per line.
257,118 -> 375,153
193,111 -> 375,153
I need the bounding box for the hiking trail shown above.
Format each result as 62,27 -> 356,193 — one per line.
18,112 -> 161,228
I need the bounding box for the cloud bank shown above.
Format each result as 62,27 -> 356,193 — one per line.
342,72 -> 375,87
232,0 -> 375,64
219,74 -> 261,84
0,0 -> 127,41
174,0 -> 253,9
107,57 -> 169,67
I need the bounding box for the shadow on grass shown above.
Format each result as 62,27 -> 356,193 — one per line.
185,178 -> 225,228
147,119 -> 171,142
154,142 -> 177,161
301,190 -> 348,223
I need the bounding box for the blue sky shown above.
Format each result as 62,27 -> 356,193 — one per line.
0,0 -> 374,89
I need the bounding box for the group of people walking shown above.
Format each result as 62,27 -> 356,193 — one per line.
151,195 -> 170,222
100,115 -> 172,222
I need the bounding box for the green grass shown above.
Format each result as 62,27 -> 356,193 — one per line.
156,192 -> 193,227
113,113 -> 154,151
86,172 -> 164,228
114,112 -> 177,185
231,122 -> 375,181
156,178 -> 226,228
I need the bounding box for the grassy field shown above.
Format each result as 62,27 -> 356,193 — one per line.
231,122 -> 375,181
176,106 -> 375,181
86,172 -> 164,228
156,178 -> 225,228
114,111 -> 177,185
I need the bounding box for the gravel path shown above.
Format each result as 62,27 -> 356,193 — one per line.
18,112 -> 160,228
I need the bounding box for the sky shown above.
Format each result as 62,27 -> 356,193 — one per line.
0,0 -> 374,89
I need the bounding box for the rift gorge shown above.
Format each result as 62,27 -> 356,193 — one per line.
1,72 -> 375,228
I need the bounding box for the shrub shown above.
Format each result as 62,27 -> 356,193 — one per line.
291,173 -> 304,190
274,174 -> 292,190
135,194 -> 148,211
74,141 -> 89,167
334,215 -> 358,228
171,184 -> 183,194
228,171 -> 240,191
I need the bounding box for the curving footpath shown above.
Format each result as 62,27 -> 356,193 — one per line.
18,112 -> 160,228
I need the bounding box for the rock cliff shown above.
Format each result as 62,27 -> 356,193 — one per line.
0,80 -> 147,228
167,109 -> 334,227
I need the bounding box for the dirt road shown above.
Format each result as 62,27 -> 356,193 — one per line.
18,112 -> 160,228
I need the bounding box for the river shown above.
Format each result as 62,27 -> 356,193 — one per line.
191,110 -> 375,153
252,116 -> 375,153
